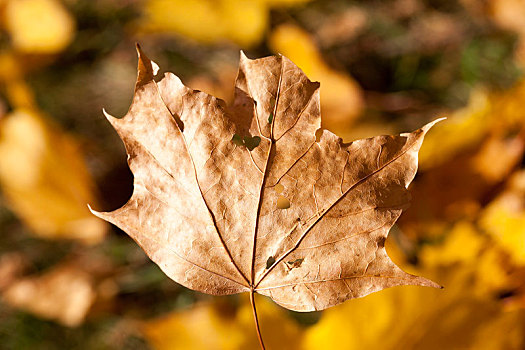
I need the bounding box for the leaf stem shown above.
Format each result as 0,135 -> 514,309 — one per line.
250,290 -> 266,350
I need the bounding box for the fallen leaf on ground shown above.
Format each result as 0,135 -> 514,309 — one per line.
143,294 -> 301,350
139,0 -> 311,47
419,221 -> 510,295
400,80 -> 525,235
420,78 -> 525,170
144,302 -> 243,350
303,223 -> 525,350
302,268 -> 525,350
0,108 -> 107,243
471,131 -> 524,182
91,46 -> 440,343
480,170 -> 525,265
418,88 -> 491,170
420,221 -> 484,267
2,263 -> 96,327
0,52 -> 36,109
4,0 -> 75,54
0,253 -> 27,291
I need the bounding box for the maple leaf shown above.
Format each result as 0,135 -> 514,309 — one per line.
90,45 -> 441,348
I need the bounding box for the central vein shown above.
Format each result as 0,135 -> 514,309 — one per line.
250,57 -> 284,286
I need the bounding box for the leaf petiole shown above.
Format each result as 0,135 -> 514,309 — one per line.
250,290 -> 266,350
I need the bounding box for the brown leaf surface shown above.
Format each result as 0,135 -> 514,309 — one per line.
91,46 -> 440,312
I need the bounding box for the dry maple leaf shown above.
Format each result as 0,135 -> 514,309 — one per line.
90,45 -> 441,349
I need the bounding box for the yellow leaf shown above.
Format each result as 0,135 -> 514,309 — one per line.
143,295 -> 302,350
302,267 -> 525,350
269,24 -> 364,133
304,211 -> 522,348
140,0 -> 313,47
480,170 -> 525,264
418,221 -> 509,294
143,0 -> 265,46
5,0 -> 75,54
420,78 -> 525,170
474,248 -> 510,294
420,221 -> 484,267
471,132 -> 524,182
143,302 -> 244,350
418,89 -> 490,169
141,0 -> 254,47
0,109 -> 107,244
489,78 -> 525,128
0,52 -> 36,109
236,295 -> 302,350
469,308 -> 525,350
264,0 -> 311,5
302,286 -> 403,350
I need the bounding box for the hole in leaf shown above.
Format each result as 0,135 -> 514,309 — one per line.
231,134 -> 261,151
277,196 -> 290,209
232,134 -> 244,146
244,136 -> 261,151
266,256 -> 276,269
286,258 -> 304,269
275,183 -> 284,193
268,113 -> 274,124
315,128 -> 323,142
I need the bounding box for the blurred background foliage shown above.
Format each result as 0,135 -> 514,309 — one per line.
1,0 -> 525,349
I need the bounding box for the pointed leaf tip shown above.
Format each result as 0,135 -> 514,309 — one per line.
135,45 -> 159,88
240,50 -> 249,62
102,108 -> 114,120
424,278 -> 443,289
410,118 -> 446,141
87,203 -> 99,214
102,108 -> 121,128
422,117 -> 446,133
402,117 -> 446,139
87,204 -> 100,217
87,204 -> 110,222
